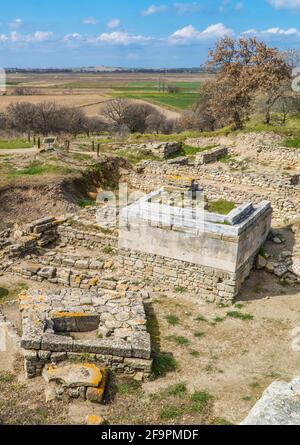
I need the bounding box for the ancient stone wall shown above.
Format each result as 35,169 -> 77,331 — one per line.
57,224 -> 118,249
195,146 -> 228,165
20,288 -> 152,379
124,162 -> 300,220
118,247 -> 256,304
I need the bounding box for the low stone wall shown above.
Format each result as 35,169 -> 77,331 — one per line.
122,142 -> 182,159
57,224 -> 118,249
119,248 -> 255,304
12,260 -> 116,289
195,147 -> 228,165
24,350 -> 152,380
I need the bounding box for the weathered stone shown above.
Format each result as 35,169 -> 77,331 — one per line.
86,369 -> 107,404
241,378 -> 300,425
86,415 -> 106,426
42,363 -> 103,388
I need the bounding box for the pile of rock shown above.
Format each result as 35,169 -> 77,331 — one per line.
255,231 -> 300,285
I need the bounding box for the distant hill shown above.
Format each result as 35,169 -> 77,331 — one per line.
5,66 -> 215,74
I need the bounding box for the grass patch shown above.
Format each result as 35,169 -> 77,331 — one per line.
167,335 -> 190,346
219,154 -> 233,163
195,315 -> 207,323
151,352 -> 177,378
35,407 -> 48,419
285,138 -> 300,149
165,383 -> 187,398
78,198 -> 95,208
116,378 -> 142,396
227,311 -> 254,321
190,350 -> 200,357
160,405 -> 183,421
10,161 -> 75,177
0,372 -> 15,383
174,286 -> 188,294
0,138 -> 32,150
117,149 -> 159,165
194,331 -> 205,338
207,199 -> 236,215
190,391 -> 214,414
166,315 -> 180,326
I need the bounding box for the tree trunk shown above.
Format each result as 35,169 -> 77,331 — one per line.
264,109 -> 271,125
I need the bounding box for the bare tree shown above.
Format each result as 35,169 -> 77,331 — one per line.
101,98 -> 128,126
146,111 -> 167,134
6,102 -> 37,141
33,101 -> 59,136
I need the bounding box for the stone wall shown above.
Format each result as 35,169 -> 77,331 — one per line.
20,288 -> 152,379
119,247 -> 256,304
24,350 -> 152,380
122,141 -> 182,159
57,224 -> 118,249
123,162 -> 300,220
195,146 -> 228,165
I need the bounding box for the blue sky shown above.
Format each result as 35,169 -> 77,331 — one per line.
1,0 -> 300,68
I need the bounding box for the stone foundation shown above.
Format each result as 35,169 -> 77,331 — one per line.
20,288 -> 152,379
119,248 -> 255,304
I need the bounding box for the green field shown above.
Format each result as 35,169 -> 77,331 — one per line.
112,91 -> 200,110
112,80 -> 201,110
0,139 -> 32,149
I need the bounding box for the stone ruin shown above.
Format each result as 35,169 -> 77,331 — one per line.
0,178 -> 274,391
119,183 -> 272,304
122,141 -> 182,159
20,288 -> 152,380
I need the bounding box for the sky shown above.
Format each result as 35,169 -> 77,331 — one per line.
1,0 -> 300,68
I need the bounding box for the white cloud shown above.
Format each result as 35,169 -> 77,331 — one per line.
141,5 -> 168,16
82,17 -> 98,25
64,33 -> 83,42
9,31 -> 54,43
268,0 -> 300,10
170,23 -> 233,44
0,34 -> 9,42
243,27 -> 300,37
107,19 -> 121,29
94,31 -> 153,46
9,18 -> 23,29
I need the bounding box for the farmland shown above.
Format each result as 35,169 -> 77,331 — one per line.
0,72 -> 210,116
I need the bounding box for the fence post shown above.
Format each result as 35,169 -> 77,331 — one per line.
38,137 -> 41,149
92,141 -> 95,152
97,143 -> 100,157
